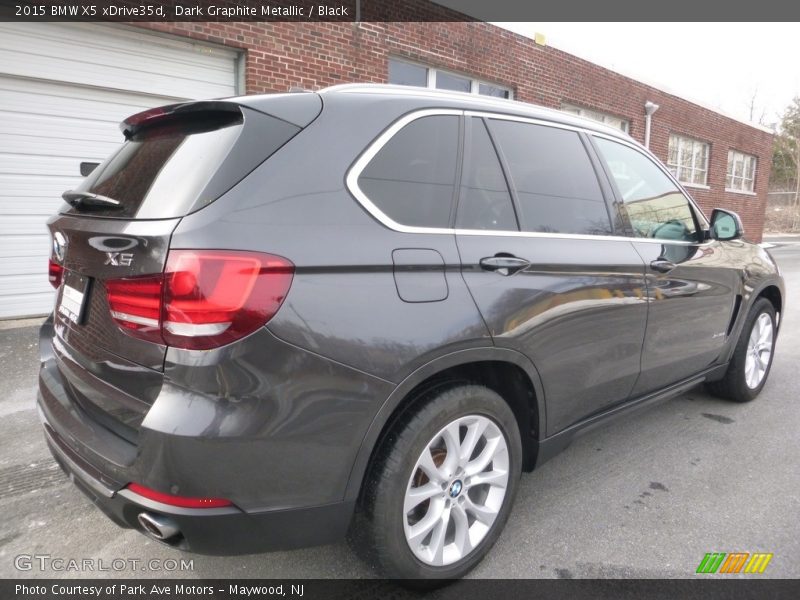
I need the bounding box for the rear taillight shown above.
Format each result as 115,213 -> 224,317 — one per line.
162,250 -> 294,349
105,275 -> 164,345
48,259 -> 63,288
105,250 -> 294,350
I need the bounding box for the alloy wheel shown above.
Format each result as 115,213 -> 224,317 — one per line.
402,415 -> 510,566
744,312 -> 773,389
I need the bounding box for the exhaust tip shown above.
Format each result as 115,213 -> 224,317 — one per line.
137,512 -> 180,541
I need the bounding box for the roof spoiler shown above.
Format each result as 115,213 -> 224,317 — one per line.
120,101 -> 242,139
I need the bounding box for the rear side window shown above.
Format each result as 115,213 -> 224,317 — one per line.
66,107 -> 300,219
594,137 -> 699,242
358,115 -> 459,228
457,118 -> 517,231
488,120 -> 611,236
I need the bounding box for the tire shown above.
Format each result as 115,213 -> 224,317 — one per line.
356,385 -> 522,582
706,297 -> 777,402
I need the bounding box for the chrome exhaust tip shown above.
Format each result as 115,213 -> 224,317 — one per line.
137,512 -> 180,541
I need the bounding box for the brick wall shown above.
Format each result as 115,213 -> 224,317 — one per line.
138,20 -> 773,241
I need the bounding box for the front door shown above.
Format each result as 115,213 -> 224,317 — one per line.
456,115 -> 648,436
591,136 -> 737,396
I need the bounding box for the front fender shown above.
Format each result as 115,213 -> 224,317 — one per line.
716,270 -> 785,370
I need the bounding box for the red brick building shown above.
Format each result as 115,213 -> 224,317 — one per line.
141,20 -> 773,243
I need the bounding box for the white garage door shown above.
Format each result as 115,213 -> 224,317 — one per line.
0,23 -> 240,318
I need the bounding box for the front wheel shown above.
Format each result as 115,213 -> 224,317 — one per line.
357,385 -> 522,580
706,297 -> 777,402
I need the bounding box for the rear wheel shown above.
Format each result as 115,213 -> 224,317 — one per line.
706,297 -> 777,402
357,385 -> 522,580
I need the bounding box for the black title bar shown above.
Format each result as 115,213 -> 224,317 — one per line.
4,579 -> 800,600
3,0 -> 800,21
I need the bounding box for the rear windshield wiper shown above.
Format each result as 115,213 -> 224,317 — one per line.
62,191 -> 122,210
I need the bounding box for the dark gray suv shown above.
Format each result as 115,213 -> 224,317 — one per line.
39,84 -> 784,580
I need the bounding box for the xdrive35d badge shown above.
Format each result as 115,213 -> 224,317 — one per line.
38,84 -> 784,582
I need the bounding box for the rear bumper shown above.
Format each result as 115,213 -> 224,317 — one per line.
37,317 -> 394,554
41,409 -> 355,555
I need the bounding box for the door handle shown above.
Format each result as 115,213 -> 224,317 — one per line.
479,255 -> 530,276
650,259 -> 677,273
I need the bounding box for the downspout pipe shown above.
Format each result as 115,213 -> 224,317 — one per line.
644,101 -> 659,148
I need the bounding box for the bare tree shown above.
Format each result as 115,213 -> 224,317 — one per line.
747,87 -> 768,126
770,97 -> 800,231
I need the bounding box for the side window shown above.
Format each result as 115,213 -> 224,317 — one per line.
488,120 -> 612,235
594,137 -> 699,242
457,119 -> 518,231
358,115 -> 459,228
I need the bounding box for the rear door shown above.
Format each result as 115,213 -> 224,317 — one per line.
591,136 -> 738,395
47,102 -> 305,437
455,115 -> 648,436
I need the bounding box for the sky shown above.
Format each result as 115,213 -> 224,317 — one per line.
494,23 -> 800,129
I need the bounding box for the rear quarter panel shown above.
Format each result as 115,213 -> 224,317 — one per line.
170,94 -> 493,383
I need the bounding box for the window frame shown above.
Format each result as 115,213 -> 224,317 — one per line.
346,108 -> 710,245
561,103 -> 630,133
667,133 -> 710,188
726,149 -> 757,195
388,57 -> 513,100
455,116 -> 521,232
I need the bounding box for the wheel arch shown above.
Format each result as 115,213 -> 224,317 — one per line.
706,276 -> 783,376
343,347 -> 546,503
755,282 -> 783,322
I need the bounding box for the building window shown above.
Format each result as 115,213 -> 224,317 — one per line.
388,58 -> 512,99
726,150 -> 757,193
478,83 -> 510,98
387,60 -> 427,88
561,103 -> 629,133
667,134 -> 709,187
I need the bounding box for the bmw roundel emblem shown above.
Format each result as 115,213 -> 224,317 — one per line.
449,480 -> 463,498
53,231 -> 67,262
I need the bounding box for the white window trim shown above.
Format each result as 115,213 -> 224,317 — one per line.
683,183 -> 710,190
667,134 -> 709,187
346,107 -> 710,241
726,150 -> 757,194
389,57 -> 513,100
725,188 -> 758,196
560,103 -> 629,133
426,67 -> 436,89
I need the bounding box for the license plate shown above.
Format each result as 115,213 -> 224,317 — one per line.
58,271 -> 88,325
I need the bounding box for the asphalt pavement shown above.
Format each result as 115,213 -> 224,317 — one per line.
0,241 -> 798,579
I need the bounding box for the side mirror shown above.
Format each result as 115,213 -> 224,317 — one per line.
80,162 -> 100,177
709,208 -> 744,241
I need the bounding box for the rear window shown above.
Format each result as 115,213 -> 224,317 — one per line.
488,119 -> 612,236
64,107 -> 300,219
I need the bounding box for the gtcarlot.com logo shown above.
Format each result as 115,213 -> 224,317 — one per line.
696,552 -> 773,574
14,554 -> 194,572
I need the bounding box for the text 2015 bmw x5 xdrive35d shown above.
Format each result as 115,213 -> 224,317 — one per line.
39,84 -> 784,580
